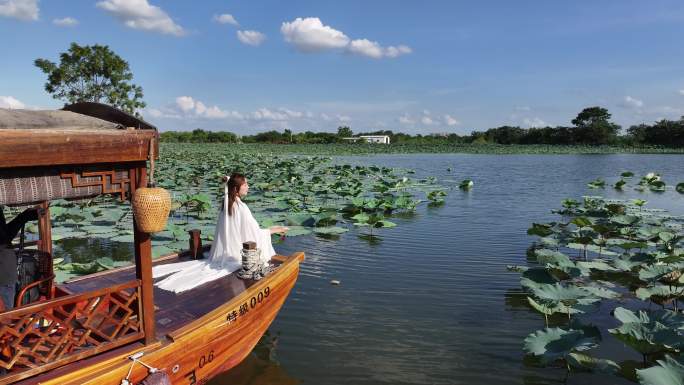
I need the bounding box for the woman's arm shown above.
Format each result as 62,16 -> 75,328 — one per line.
269,226 -> 289,235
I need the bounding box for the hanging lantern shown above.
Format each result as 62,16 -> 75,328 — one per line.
132,136 -> 171,233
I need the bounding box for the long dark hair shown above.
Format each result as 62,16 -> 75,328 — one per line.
226,173 -> 246,216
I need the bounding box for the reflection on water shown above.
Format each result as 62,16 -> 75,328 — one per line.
208,331 -> 300,385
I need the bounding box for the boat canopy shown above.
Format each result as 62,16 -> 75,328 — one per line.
0,102 -> 157,206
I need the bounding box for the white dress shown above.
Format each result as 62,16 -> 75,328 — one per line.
152,185 -> 275,293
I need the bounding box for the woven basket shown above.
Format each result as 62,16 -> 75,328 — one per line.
132,187 -> 171,233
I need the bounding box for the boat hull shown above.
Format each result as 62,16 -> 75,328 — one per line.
32,252 -> 303,385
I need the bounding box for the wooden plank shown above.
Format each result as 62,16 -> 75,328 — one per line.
0,129 -> 155,168
167,253 -> 301,341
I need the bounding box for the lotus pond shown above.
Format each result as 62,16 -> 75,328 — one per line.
14,148 -> 684,385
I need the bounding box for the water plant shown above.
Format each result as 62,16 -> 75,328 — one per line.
18,144 -> 449,278
459,179 -> 473,190
510,193 -> 684,384
587,178 -> 606,189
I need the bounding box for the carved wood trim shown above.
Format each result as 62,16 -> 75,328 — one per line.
60,169 -> 131,200
0,280 -> 144,383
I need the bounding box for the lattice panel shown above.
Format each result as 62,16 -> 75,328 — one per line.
0,281 -> 142,373
60,169 -> 131,200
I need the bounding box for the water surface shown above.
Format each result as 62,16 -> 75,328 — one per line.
215,154 -> 684,385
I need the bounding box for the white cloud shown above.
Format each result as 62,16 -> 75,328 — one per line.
203,105 -> 231,119
96,0 -> 185,36
281,17 -> 350,52
523,117 -> 546,127
515,106 -> 531,111
252,108 -> 289,121
154,97 -> 356,130
347,39 -> 384,59
421,116 -> 435,125
0,95 -> 25,109
620,95 -> 644,109
0,0 -> 38,21
398,114 -> 414,125
53,17 -> 78,27
348,40 -> 412,59
281,17 -> 411,60
147,108 -> 163,118
213,13 -> 238,26
678,89 -> 684,96
279,108 -> 303,118
175,96 -> 195,112
444,114 -> 460,126
384,45 -> 412,58
237,30 -> 266,46
173,96 -> 238,119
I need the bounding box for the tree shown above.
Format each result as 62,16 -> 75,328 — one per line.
283,129 -> 293,143
571,106 -> 620,145
337,126 -> 353,138
34,42 -> 145,116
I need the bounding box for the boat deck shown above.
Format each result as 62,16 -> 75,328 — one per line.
60,250 -> 267,339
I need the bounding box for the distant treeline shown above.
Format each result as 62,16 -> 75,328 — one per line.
159,107 -> 684,147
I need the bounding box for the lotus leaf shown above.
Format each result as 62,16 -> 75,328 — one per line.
284,226 -> 312,237
527,282 -> 599,306
313,226 -> 349,235
528,223 -> 554,237
580,284 -> 620,299
576,260 -> 619,272
609,307 -> 684,354
566,352 -> 620,374
285,214 -> 316,227
639,264 -> 684,283
587,178 -> 606,189
571,217 -> 593,228
527,296 -> 583,317
110,234 -> 134,243
637,355 -> 684,385
523,326 -> 600,364
635,285 -> 684,303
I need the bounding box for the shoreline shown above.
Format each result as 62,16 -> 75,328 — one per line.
160,142 -> 684,156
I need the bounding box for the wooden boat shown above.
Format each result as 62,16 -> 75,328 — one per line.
0,103 -> 304,385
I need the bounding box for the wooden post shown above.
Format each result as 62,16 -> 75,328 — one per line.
37,201 -> 53,298
37,202 -> 52,256
131,164 -> 156,344
188,229 -> 202,259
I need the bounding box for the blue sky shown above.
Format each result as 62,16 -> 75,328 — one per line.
2,0 -> 684,134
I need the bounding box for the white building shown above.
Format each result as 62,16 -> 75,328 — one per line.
342,135 -> 391,144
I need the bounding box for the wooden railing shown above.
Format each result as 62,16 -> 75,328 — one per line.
0,280 -> 144,384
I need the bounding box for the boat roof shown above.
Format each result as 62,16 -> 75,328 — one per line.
0,102 -> 156,131
0,102 -> 158,206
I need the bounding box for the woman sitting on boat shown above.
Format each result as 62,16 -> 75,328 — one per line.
152,173 -> 288,293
